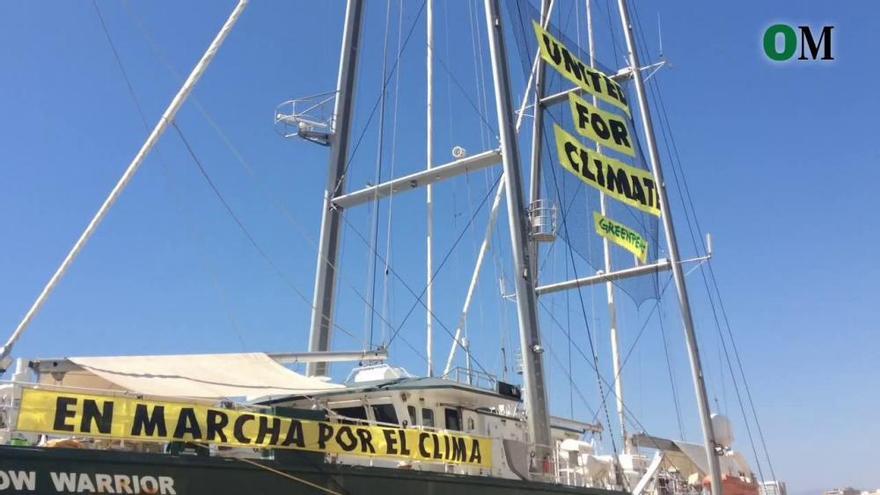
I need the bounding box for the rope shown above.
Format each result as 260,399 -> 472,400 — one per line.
538,98 -> 694,490
544,130 -> 622,465
657,298 -> 686,440
537,295 -> 695,481
564,220 -> 575,419
602,0 -> 622,68
334,1 -> 427,191
171,122 -> 361,344
446,8 -> 496,372
493,9 -> 690,481
631,1 -> 776,481
379,173 -> 505,377
546,327 -> 597,419
92,1 -> 147,126
467,0 -> 489,149
434,56 -> 497,137
469,0 -> 512,377
381,0 -> 407,346
586,275 -> 672,424
119,2 -> 440,360
91,0 -> 252,351
364,0 -> 395,349
236,458 -> 344,495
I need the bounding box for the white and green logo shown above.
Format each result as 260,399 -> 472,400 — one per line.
763,24 -> 833,62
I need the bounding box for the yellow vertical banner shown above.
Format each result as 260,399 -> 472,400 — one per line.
568,92 -> 636,157
553,124 -> 661,217
533,20 -> 630,116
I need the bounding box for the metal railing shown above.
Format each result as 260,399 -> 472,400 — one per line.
443,367 -> 498,391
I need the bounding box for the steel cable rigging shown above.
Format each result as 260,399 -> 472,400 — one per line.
114,0 -> 431,356
631,0 -> 777,481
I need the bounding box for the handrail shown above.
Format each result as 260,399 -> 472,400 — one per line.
443,367 -> 498,391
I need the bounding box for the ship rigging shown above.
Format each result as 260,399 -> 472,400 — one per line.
0,1 -> 778,494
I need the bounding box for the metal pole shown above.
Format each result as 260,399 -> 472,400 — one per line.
527,0 -> 551,282
484,0 -> 553,470
0,0 -> 250,371
585,0 -> 628,454
615,0 -> 723,492
442,1 -> 556,378
332,150 -> 501,208
605,227 -> 628,450
513,0 -> 554,129
535,255 -> 710,295
443,176 -> 505,376
269,349 -> 388,365
307,0 -> 365,377
425,0 -> 435,377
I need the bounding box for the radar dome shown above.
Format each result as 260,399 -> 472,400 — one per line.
711,413 -> 734,449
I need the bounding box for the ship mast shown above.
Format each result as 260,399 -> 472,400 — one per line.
307,0 -> 365,377
585,0 -> 629,455
306,0 -> 554,466
614,0 -> 724,493
425,0 -> 435,378
483,0 -> 554,469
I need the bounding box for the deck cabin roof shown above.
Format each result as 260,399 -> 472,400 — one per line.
258,375 -> 520,405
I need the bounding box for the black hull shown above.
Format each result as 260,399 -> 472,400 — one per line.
0,446 -> 624,495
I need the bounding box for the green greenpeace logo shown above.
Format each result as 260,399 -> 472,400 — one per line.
593,212 -> 647,263
763,24 -> 834,61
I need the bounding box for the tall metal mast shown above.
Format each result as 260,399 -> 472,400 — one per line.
615,0 -> 723,492
483,0 -> 553,469
307,0 -> 365,377
425,0 -> 435,377
442,2 -> 557,376
586,0 -> 628,453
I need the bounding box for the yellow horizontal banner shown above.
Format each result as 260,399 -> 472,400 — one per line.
593,212 -> 648,263
554,124 -> 661,217
533,20 -> 630,116
16,388 -> 492,468
568,92 -> 636,157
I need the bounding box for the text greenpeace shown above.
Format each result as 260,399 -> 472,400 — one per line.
568,92 -> 635,157
16,389 -> 491,468
553,125 -> 660,217
593,212 -> 648,263
533,21 -> 629,116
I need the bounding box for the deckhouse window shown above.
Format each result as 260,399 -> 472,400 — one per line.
371,404 -> 399,425
332,406 -> 367,425
407,405 -> 417,426
444,408 -> 461,431
421,408 -> 435,428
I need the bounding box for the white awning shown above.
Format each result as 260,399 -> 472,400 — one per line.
37,353 -> 342,401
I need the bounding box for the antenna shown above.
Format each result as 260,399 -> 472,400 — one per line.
657,12 -> 664,58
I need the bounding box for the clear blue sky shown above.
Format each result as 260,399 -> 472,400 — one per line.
0,1 -> 876,492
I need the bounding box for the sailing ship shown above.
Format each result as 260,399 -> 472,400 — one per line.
0,1 -> 777,494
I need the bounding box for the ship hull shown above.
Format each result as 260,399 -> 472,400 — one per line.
0,446 -> 623,495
